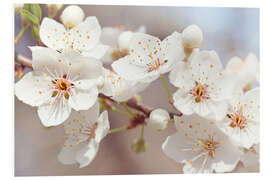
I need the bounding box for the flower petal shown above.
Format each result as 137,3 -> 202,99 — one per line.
40,17 -> 67,51
38,97 -> 71,127
95,111 -> 110,143
159,31 -> 185,73
58,142 -> 87,165
69,16 -> 101,52
69,86 -> 98,111
15,72 -> 51,106
100,27 -> 121,47
76,140 -> 99,168
81,43 -> 109,59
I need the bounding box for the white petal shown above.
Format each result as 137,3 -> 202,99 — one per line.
38,97 -> 71,127
39,18 -> 67,51
242,87 -> 260,122
112,54 -> 159,83
69,16 -> 101,52
76,140 -> 99,168
30,46 -> 69,78
118,31 -> 134,50
15,72 -> 51,106
173,90 -> 194,115
62,53 -> 103,80
211,137 -> 241,173
136,26 -> 146,33
81,43 -> 109,59
69,86 -> 98,111
100,27 -> 121,47
94,111 -> 110,143
159,31 -> 185,73
58,142 -> 86,165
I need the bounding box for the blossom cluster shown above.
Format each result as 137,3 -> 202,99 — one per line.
15,5 -> 260,173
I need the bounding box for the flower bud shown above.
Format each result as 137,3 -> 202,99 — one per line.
149,108 -> 170,131
182,24 -> 203,49
118,31 -> 133,50
132,138 -> 147,154
60,5 -> 85,29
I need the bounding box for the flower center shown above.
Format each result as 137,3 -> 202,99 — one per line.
227,110 -> 247,129
203,139 -> 218,158
190,82 -> 209,103
147,59 -> 167,72
111,48 -> 129,61
51,74 -> 74,99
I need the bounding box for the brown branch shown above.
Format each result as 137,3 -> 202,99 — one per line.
15,53 -> 183,120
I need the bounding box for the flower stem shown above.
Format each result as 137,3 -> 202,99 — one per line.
160,74 -> 173,100
122,102 -> 136,118
15,24 -> 29,45
108,125 -> 128,134
140,125 -> 145,139
110,105 -> 132,118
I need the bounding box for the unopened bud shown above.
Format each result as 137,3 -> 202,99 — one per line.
60,5 -> 85,29
182,25 -> 203,49
149,108 -> 170,131
132,138 -> 147,154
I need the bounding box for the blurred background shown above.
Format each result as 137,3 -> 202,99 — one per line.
14,4 -> 259,176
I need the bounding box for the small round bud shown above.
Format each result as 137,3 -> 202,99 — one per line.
149,108 -> 170,131
60,5 -> 85,29
182,24 -> 203,49
118,31 -> 133,50
131,138 -> 147,154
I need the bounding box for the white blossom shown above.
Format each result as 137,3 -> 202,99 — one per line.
40,16 -> 108,59
100,68 -> 148,102
100,26 -> 146,64
149,108 -> 170,131
218,88 -> 259,148
182,24 -> 203,49
162,115 -> 241,173
112,32 -> 184,83
169,50 -> 234,121
60,5 -> 85,29
15,47 -> 103,127
58,102 -> 110,168
225,53 -> 259,92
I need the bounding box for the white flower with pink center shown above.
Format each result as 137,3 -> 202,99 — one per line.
218,88 -> 259,148
58,102 -> 110,168
112,32 -> 185,83
15,47 -> 103,127
169,50 -> 234,121
162,115 -> 241,173
100,68 -> 149,102
39,16 -> 108,60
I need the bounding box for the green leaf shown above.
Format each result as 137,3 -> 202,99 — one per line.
23,4 -> 31,12
31,24 -> 40,40
21,9 -> 39,25
30,4 -> 42,21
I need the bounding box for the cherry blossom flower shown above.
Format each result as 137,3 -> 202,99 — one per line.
162,115 -> 241,173
169,50 -> 234,121
148,108 -> 170,131
58,102 -> 110,168
218,88 -> 259,149
240,144 -> 259,169
39,16 -> 108,59
60,5 -> 85,29
100,68 -> 148,102
112,32 -> 184,83
225,53 -> 259,92
100,26 -> 146,64
15,47 -> 103,127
